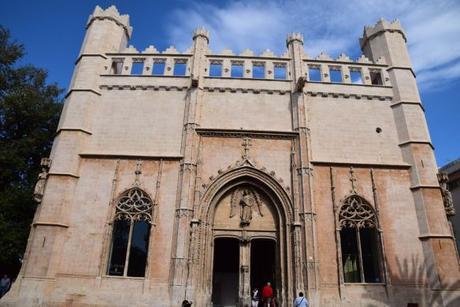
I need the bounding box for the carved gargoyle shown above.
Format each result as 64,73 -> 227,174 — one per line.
438,172 -> 455,216
33,158 -> 51,203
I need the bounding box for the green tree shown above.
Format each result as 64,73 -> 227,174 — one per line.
0,26 -> 63,277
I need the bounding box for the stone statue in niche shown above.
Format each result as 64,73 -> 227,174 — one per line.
438,172 -> 455,216
230,187 -> 263,225
33,158 -> 51,203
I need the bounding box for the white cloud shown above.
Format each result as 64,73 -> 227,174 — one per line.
165,0 -> 460,91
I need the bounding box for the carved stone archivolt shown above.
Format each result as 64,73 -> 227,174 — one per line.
438,172 -> 455,216
114,188 -> 153,223
230,187 -> 263,225
338,195 -> 376,229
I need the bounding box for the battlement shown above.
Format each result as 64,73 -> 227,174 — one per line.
103,34 -> 390,88
87,5 -> 132,38
360,18 -> 407,49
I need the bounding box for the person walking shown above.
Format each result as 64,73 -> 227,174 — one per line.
251,288 -> 260,307
261,282 -> 273,307
294,292 -> 309,307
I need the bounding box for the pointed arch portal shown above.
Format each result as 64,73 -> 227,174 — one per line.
189,165 -> 296,307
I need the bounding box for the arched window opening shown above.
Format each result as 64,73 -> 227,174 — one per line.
339,195 -> 382,283
107,188 -> 153,277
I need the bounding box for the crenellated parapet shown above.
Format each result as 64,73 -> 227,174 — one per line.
87,5 -> 132,38
359,18 -> 406,49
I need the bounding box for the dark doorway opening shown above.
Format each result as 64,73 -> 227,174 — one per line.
251,239 -> 276,297
212,238 -> 240,306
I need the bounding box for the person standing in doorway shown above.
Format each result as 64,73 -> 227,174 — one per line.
262,282 -> 273,306
251,287 -> 259,307
294,292 -> 309,307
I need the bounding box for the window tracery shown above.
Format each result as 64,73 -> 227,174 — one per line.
338,195 -> 376,229
338,194 -> 382,283
107,188 -> 153,277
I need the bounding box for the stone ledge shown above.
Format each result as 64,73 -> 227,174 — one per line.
56,128 -> 93,136
65,88 -> 101,98
409,185 -> 441,191
196,128 -> 298,139
203,87 -> 290,95
305,91 -> 392,101
48,172 -> 80,179
79,152 -> 183,160
311,161 -> 411,169
419,233 -> 454,240
33,221 -> 69,228
100,84 -> 189,91
391,100 -> 425,112
398,140 -> 434,150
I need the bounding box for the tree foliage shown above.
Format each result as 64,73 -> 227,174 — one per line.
0,26 -> 63,277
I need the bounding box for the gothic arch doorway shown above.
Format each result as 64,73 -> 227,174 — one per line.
192,169 -> 294,307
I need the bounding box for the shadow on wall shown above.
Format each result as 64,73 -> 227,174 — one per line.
362,255 -> 460,307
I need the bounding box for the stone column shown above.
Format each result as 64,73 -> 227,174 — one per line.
170,28 -> 209,304
287,33 -> 319,303
360,19 -> 459,288
239,238 -> 251,306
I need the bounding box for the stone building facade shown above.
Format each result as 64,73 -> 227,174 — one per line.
2,5 -> 460,307
440,159 -> 460,253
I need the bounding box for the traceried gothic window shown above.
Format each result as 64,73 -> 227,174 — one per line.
339,195 -> 382,283
107,188 -> 153,277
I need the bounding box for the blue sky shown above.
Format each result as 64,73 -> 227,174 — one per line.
1,0 -> 459,166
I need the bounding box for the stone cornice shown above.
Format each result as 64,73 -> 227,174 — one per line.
65,88 -> 101,98
399,140 -> 434,150
305,91 -> 392,101
56,128 -> 93,136
391,100 -> 425,112
409,185 -> 441,191
310,161 -> 411,169
79,153 -> 183,160
195,128 -> 298,139
33,221 -> 69,228
419,233 -> 454,240
75,53 -> 107,65
203,86 -> 290,95
48,172 -> 80,179
99,84 -> 189,92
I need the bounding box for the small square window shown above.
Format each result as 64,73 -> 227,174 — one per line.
231,62 -> 244,78
173,60 -> 187,76
131,60 -> 144,75
252,62 -> 265,79
308,66 -> 321,82
330,67 -> 342,83
350,69 -> 363,84
274,63 -> 286,80
111,59 -> 124,75
152,60 -> 165,76
370,70 -> 383,85
209,61 -> 222,77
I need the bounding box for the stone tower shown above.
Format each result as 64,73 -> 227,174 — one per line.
2,7 -> 459,307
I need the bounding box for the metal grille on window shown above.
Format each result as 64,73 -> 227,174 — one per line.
107,188 -> 153,277
338,195 -> 382,283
